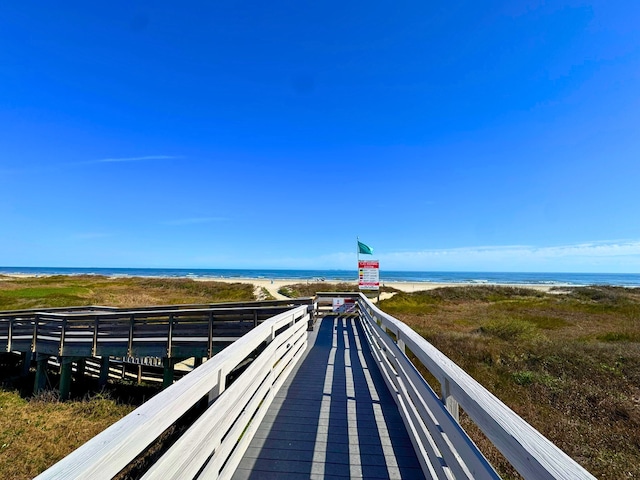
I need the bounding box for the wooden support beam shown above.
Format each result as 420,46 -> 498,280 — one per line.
21,352 -> 31,376
194,356 -> 203,369
59,357 -> 74,401
162,357 -> 175,388
99,356 -> 110,387
34,354 -> 48,394
75,358 -> 86,381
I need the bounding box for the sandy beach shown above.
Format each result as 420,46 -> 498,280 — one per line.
0,272 -> 559,301
194,276 -> 558,300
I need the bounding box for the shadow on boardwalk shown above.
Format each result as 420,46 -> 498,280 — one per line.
233,316 -> 424,480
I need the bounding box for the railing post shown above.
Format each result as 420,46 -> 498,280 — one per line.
92,315 -> 99,356
167,314 -> 175,358
59,317 -> 68,356
127,314 -> 135,357
207,312 -> 213,359
441,378 -> 460,422
7,317 -> 13,352
397,330 -> 406,354
31,314 -> 40,353
208,368 -> 226,405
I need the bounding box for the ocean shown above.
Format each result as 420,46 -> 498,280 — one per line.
1,267 -> 639,286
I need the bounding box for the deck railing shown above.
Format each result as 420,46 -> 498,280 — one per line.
32,294 -> 595,479
0,298 -> 314,358
347,292 -> 595,480
34,304 -> 310,480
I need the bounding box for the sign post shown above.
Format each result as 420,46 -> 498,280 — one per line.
357,238 -> 380,302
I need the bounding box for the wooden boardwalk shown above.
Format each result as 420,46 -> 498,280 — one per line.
33,296 -> 596,479
233,315 -> 425,480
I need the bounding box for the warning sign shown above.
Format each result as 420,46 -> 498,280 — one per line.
358,260 -> 380,291
333,297 -> 357,313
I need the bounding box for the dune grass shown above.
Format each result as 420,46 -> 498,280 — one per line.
3,278 -> 638,478
0,389 -> 135,479
0,274 -> 257,479
379,285 -> 640,479
0,275 -> 256,310
277,281 -> 398,298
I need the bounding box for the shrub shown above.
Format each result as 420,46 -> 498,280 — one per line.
480,318 -> 537,340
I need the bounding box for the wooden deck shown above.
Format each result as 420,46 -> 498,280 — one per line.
233,315 -> 425,480
33,296 -> 597,479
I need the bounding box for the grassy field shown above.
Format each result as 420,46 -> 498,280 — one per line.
0,274 -> 256,310
379,285 -> 640,479
0,390 -> 135,479
2,277 -> 638,478
0,275 -> 256,479
277,281 -> 398,298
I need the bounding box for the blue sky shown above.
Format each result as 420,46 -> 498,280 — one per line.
1,1 -> 639,272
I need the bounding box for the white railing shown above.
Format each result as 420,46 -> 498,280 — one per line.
35,305 -> 309,480
354,293 -> 595,480
33,293 -> 596,479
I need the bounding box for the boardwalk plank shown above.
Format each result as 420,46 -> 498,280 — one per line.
233,316 -> 425,480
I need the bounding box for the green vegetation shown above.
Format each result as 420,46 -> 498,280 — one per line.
277,281 -> 398,298
0,275 -> 256,310
0,390 -> 134,479
379,285 -> 640,479
0,274 -> 258,479
2,278 -> 638,478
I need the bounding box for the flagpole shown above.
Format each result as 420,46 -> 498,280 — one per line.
356,236 -> 360,284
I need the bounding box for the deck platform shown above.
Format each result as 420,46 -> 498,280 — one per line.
233,315 -> 425,480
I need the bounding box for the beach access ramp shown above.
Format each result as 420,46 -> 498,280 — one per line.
26,294 -> 595,479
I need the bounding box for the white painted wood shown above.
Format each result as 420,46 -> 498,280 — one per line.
35,306 -> 308,480
357,294 -> 597,480
442,379 -> 460,422
142,319 -> 308,480
35,292 -> 597,480
359,306 -> 498,479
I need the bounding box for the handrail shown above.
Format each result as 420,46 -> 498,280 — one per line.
1,301 -> 315,358
0,298 -> 313,318
35,304 -> 309,480
20,294 -> 597,478
346,292 -> 595,480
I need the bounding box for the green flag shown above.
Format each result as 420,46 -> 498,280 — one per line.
358,241 -> 374,255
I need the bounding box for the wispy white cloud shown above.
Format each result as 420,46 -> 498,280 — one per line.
146,240 -> 640,273
162,217 -> 228,226
83,155 -> 184,165
2,155 -> 184,176
215,240 -> 640,272
70,232 -> 112,240
384,240 -> 640,260
376,240 -> 640,272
